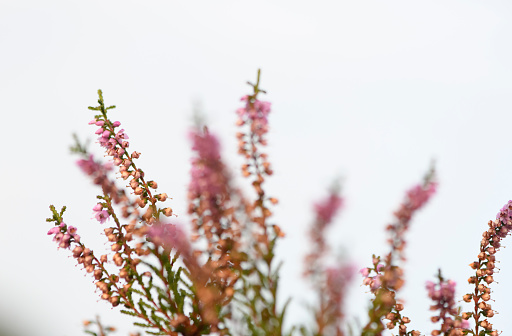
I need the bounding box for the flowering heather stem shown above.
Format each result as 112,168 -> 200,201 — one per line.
462,200 -> 512,336
361,166 -> 437,336
426,270 -> 468,336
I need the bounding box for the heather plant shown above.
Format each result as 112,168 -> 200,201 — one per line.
46,71 -> 510,336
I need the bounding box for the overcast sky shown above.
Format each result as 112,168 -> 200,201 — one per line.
2,1 -> 512,335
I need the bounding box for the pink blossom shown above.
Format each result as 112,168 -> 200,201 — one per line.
92,203 -> 110,224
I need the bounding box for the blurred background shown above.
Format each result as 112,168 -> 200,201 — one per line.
2,0 -> 512,335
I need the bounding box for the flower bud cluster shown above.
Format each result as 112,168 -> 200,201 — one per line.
47,222 -> 80,249
426,276 -> 469,335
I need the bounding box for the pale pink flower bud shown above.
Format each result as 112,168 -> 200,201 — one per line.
112,121 -> 121,127
156,193 -> 168,202
162,207 -> 173,216
131,151 -> 141,158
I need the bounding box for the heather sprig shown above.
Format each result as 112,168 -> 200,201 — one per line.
234,70 -> 289,336
302,183 -> 354,336
462,200 -> 512,336
362,166 -> 437,336
427,270 -> 468,336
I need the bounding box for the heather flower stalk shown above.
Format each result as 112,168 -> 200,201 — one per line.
426,270 -> 468,336
234,70 -> 288,335
361,166 -> 437,336
462,200 -> 512,336
302,184 -> 354,336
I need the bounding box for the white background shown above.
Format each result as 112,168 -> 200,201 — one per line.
2,1 -> 512,335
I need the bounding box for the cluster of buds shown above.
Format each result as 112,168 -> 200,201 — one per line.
427,272 -> 469,336
47,221 -> 80,249
360,256 -> 384,293
461,200 -> 512,335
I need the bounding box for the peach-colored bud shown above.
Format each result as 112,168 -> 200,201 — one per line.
462,312 -> 472,319
469,261 -> 479,269
131,151 -> 141,158
83,320 -> 91,326
111,243 -> 122,252
94,269 -> 102,280
121,171 -> 130,180
401,317 -> 410,323
162,207 -> 173,217
100,254 -> 108,263
72,246 -> 83,258
148,181 -> 158,189
478,302 -> 487,309
487,246 -> 496,254
107,234 -> 117,242
411,331 -> 421,336
101,293 -> 111,300
132,170 -> 141,179
463,294 -> 473,302
385,313 -> 396,321
119,268 -> 128,279
122,159 -> 131,167
395,303 -> 404,311
486,309 -> 494,317
268,197 -> 279,205
156,193 -> 168,202
114,158 -> 123,166
481,293 -> 491,301
109,296 -> 120,307
431,316 -> 440,323
476,269 -> 485,277
84,255 -> 93,266
136,197 -> 146,208
83,248 -> 92,256
478,252 -> 486,260
129,179 -> 139,189
468,276 -> 477,284
104,228 -> 114,235
484,275 -> 494,284
134,187 -> 144,195
386,322 -> 394,329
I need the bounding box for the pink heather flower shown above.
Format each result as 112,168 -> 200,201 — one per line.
113,121 -> 121,127
360,268 -> 370,277
237,95 -> 271,124
48,223 -> 79,249
92,203 -> 110,224
47,227 -> 60,235
314,193 -> 343,224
